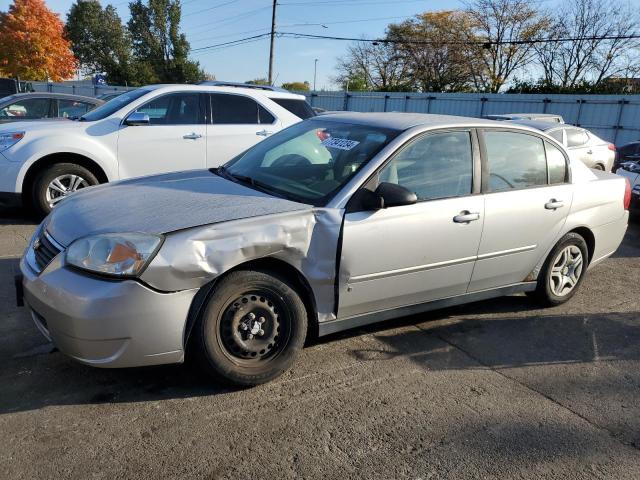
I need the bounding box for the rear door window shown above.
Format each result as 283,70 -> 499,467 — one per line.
484,131 -> 548,192
210,93 -> 274,124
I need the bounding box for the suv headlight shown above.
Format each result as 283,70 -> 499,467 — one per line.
0,131 -> 25,152
66,233 -> 163,277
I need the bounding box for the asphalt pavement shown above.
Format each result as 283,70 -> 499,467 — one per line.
1,207 -> 639,479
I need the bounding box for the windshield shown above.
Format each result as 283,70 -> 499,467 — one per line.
222,119 -> 400,205
80,88 -> 150,121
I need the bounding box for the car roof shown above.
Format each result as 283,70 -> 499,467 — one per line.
142,83 -> 306,100
0,92 -> 101,103
316,112 -> 505,130
505,118 -> 568,131
502,113 -> 562,118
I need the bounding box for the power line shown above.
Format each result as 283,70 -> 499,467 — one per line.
277,31 -> 640,47
187,6 -> 272,32
192,33 -> 273,52
281,14 -> 415,28
192,36 -> 270,56
280,0 -> 427,5
190,30 -> 640,54
183,0 -> 240,18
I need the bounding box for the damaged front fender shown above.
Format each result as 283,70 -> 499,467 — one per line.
140,208 -> 344,324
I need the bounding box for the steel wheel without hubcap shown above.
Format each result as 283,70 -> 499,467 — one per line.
45,174 -> 90,208
549,245 -> 584,297
194,269 -> 307,386
218,292 -> 290,365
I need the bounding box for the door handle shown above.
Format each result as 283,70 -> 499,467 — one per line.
453,211 -> 480,223
183,132 -> 202,140
256,130 -> 274,137
586,149 -> 593,155
545,199 -> 564,210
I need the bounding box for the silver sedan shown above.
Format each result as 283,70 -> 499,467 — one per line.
19,113 -> 630,385
508,119 -> 616,171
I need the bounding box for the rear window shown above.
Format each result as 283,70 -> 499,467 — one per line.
272,98 -> 315,119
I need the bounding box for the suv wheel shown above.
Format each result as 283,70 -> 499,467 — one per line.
193,270 -> 308,386
32,163 -> 98,216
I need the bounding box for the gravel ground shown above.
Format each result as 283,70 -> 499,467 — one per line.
0,208 -> 639,479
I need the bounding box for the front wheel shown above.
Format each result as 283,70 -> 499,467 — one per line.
192,270 -> 308,386
31,163 -> 98,216
530,232 -> 589,306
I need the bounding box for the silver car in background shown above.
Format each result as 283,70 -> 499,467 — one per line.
18,113 -> 630,386
508,119 -> 616,171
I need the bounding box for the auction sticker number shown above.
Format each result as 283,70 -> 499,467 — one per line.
321,137 -> 360,151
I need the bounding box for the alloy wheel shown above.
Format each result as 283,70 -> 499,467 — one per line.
549,245 -> 584,297
45,174 -> 90,208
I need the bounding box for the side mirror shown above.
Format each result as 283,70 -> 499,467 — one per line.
125,112 -> 150,126
347,182 -> 417,213
375,182 -> 417,208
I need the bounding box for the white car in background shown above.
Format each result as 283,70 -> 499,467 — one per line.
0,84 -> 315,215
508,119 -> 616,171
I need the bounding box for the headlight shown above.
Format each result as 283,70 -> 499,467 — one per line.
66,233 -> 163,277
0,131 -> 25,152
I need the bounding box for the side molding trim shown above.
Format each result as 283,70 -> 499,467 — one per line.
318,282 -> 537,337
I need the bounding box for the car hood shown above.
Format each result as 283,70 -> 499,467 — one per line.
45,170 -> 312,246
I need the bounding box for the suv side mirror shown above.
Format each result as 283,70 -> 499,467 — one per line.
375,182 -> 417,208
125,112 -> 150,126
347,182 -> 417,213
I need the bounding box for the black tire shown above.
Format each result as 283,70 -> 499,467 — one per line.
192,269 -> 308,386
31,163 -> 99,217
530,232 -> 589,307
593,164 -> 605,171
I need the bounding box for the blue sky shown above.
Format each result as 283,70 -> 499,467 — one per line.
2,0 -> 639,88
0,0 -> 465,88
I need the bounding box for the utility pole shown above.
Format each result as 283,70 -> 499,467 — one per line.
268,0 -> 277,85
313,59 -> 318,91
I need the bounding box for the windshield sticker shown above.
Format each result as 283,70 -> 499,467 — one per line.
321,137 -> 360,151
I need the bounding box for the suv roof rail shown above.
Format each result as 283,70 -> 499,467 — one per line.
198,81 -> 290,93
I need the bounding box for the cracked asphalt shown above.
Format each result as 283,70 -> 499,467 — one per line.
1,207 -> 639,479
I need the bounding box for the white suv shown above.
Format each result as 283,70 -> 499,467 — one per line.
0,84 -> 315,215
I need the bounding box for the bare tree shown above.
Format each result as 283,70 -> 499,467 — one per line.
535,0 -> 640,88
335,40 -> 411,91
465,0 -> 551,92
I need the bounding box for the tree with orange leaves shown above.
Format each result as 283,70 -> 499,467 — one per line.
0,0 -> 77,81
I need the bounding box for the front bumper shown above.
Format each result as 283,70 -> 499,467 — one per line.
20,252 -> 199,368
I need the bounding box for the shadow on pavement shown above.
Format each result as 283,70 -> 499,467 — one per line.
2,286 -> 638,415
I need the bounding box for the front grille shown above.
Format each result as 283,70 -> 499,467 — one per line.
34,231 -> 63,271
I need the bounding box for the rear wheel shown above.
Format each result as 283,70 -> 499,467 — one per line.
31,163 -> 98,216
193,270 -> 307,386
593,164 -> 605,171
530,232 -> 589,306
